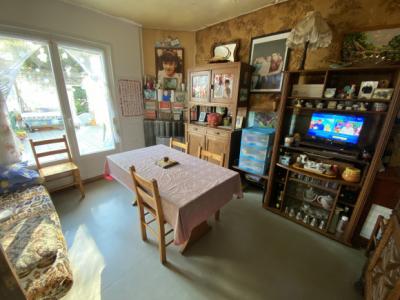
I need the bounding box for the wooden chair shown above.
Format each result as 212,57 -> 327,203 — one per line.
169,138 -> 188,153
29,135 -> 85,198
129,165 -> 174,264
197,146 -> 225,221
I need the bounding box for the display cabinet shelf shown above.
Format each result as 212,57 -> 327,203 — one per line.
264,65 -> 400,245
286,96 -> 391,103
286,106 -> 388,115
276,163 -> 362,188
287,177 -> 339,194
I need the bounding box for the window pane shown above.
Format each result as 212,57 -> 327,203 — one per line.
58,45 -> 116,155
0,35 -> 66,164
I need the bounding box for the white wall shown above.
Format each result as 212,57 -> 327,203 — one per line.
0,0 -> 145,178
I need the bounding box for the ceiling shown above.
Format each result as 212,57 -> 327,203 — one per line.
60,0 -> 287,31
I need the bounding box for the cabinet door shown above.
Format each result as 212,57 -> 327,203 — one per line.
190,70 -> 211,103
188,131 -> 205,156
205,134 -> 229,166
210,67 -> 238,104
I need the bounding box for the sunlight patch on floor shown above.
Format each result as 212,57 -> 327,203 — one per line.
62,225 -> 105,300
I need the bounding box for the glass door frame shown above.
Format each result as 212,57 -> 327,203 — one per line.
0,24 -> 122,174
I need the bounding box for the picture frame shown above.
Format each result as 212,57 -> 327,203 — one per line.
358,81 -> 379,99
210,40 -> 240,62
249,30 -> 290,93
371,88 -> 394,100
235,115 -> 244,129
155,47 -> 184,90
198,111 -> 207,122
342,25 -> 400,65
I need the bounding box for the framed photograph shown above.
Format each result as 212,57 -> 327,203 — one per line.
372,88 -> 394,100
210,40 -> 240,62
342,26 -> 400,64
155,47 -> 184,90
235,115 -> 244,129
198,112 -> 207,122
358,81 -> 379,99
249,30 -> 290,92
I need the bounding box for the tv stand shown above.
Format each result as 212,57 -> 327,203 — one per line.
298,141 -> 360,158
264,66 -> 400,246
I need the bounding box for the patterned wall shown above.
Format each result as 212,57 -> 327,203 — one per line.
196,0 -> 400,69
195,0 -> 400,166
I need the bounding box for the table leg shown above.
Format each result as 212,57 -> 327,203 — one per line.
179,221 -> 211,254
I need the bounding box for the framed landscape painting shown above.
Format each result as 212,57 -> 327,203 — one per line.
342,26 -> 400,64
249,31 -> 290,93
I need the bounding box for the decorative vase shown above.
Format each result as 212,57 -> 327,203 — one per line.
207,113 -> 222,127
342,167 -> 361,183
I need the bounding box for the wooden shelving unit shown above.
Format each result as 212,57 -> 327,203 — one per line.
264,65 -> 400,245
186,62 -> 252,167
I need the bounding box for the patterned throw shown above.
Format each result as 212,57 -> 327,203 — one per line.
0,185 -> 73,299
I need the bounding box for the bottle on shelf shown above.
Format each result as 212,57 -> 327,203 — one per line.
336,215 -> 349,236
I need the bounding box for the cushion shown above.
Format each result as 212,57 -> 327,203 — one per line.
0,161 -> 44,194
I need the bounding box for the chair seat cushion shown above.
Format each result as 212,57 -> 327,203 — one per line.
39,162 -> 78,177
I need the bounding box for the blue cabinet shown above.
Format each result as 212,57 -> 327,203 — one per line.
238,127 -> 275,175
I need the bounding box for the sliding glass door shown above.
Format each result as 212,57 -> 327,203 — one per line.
0,33 -> 118,177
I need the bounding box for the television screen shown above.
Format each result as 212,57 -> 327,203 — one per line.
307,113 -> 365,145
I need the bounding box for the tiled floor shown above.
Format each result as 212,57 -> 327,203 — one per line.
52,179 -> 365,300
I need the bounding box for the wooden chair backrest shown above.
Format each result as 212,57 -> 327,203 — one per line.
29,135 -> 72,169
197,146 -> 225,167
129,166 -> 164,223
169,138 -> 188,153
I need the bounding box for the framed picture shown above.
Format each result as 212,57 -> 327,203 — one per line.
155,47 -> 184,90
372,88 -> 394,100
249,30 -> 290,92
358,81 -> 379,99
342,26 -> 400,64
235,115 -> 244,129
210,40 -> 240,62
198,112 -> 207,122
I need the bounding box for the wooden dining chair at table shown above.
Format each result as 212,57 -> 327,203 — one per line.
197,146 -> 225,221
129,165 -> 174,264
29,135 -> 85,198
169,137 -> 189,153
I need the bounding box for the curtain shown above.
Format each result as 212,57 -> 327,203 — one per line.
0,35 -> 40,165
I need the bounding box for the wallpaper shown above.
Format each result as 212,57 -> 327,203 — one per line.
195,0 -> 400,166
196,0 -> 400,69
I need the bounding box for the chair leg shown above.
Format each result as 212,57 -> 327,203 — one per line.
215,210 -> 220,221
73,169 -> 85,199
159,239 -> 166,264
138,206 -> 147,241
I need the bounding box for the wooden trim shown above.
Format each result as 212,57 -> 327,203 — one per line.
263,72 -> 291,208
345,71 -> 400,243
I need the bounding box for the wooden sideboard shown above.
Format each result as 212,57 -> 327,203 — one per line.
186,62 -> 252,166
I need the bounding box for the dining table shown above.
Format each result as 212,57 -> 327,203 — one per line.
104,144 -> 242,252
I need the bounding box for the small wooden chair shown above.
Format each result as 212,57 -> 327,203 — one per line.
129,165 -> 174,264
197,146 -> 225,220
29,135 -> 85,198
197,146 -> 225,167
169,138 -> 188,153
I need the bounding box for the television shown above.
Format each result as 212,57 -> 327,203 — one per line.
307,112 -> 365,145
